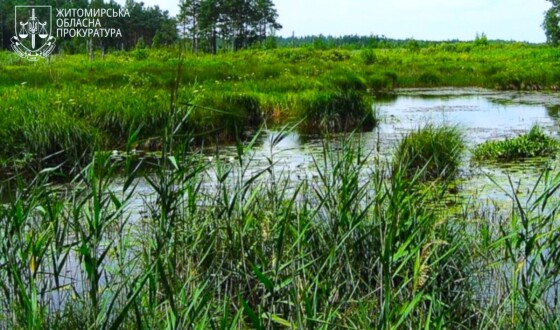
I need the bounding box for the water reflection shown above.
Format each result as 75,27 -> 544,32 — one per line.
546,105 -> 560,121
376,95 -> 559,146
234,91 -> 560,164
207,90 -> 560,206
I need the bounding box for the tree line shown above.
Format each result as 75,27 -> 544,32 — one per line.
0,0 -> 282,54
2,0 -> 560,55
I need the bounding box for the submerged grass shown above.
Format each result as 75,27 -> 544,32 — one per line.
473,125 -> 560,162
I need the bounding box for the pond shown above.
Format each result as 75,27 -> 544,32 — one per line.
5,88 -> 560,316
191,88 -> 560,207
4,88 -> 559,211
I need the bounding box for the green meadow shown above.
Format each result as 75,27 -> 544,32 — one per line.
1,42 -> 560,168
1,42 -> 560,329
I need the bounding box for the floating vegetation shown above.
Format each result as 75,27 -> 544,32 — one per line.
473,125 -> 560,162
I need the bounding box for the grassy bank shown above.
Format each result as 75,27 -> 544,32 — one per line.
0,127 -> 559,329
1,43 -> 560,168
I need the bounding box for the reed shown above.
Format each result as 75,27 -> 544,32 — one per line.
1,43 -> 560,329
0,123 -> 559,328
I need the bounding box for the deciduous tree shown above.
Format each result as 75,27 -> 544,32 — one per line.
543,0 -> 560,45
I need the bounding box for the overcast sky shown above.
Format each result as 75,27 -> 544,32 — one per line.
119,0 -> 552,42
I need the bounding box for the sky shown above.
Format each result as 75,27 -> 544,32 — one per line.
117,0 -> 552,43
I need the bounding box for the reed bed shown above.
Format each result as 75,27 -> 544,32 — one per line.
0,124 -> 559,329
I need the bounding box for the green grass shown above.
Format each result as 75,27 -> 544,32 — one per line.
2,40 -> 560,329
296,89 -> 376,132
473,125 -> 560,162
2,43 -> 560,168
393,124 -> 466,181
0,124 -> 559,329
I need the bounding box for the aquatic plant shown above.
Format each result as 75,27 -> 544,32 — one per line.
297,89 -> 377,132
1,38 -> 560,330
1,125 -> 559,328
393,124 -> 466,181
472,125 -> 560,162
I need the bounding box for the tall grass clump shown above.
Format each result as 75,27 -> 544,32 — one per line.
393,124 -> 466,181
86,87 -> 171,142
0,107 -> 99,168
188,90 -> 263,141
473,125 -> 560,162
296,89 -> 377,132
324,68 -> 368,91
360,48 -> 378,65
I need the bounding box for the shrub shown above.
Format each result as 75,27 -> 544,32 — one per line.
472,125 -> 559,162
474,32 -> 488,47
393,125 -> 465,181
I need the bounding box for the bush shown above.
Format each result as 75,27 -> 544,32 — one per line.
393,125 -> 465,181
133,49 -> 149,60
474,33 -> 488,47
472,125 -> 559,162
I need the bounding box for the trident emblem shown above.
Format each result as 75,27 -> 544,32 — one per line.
11,6 -> 56,61
18,8 -> 49,49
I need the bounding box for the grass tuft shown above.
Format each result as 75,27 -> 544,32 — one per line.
297,89 -> 377,132
393,124 -> 466,181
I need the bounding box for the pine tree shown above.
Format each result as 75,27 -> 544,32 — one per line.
180,0 -> 281,53
179,0 -> 202,53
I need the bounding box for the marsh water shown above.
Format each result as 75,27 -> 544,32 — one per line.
4,88 -> 560,210
186,88 -> 560,206
99,88 -> 560,223
14,88 -> 560,312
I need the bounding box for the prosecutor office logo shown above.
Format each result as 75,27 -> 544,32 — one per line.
11,6 -> 56,61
